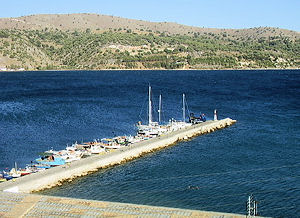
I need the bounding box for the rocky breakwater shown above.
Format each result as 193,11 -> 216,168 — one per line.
0,118 -> 236,193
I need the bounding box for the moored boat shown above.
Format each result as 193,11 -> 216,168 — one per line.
9,168 -> 21,178
35,155 -> 66,167
2,171 -> 13,181
137,86 -> 193,137
0,173 -> 7,182
0,86 -> 210,182
90,145 -> 106,154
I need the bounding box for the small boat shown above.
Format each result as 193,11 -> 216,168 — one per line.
90,145 -> 106,154
62,154 -> 82,163
20,165 -> 38,176
6,162 -> 22,178
81,150 -> 92,158
102,144 -> 123,149
65,144 -> 77,152
35,164 -> 51,169
57,147 -> 83,162
35,155 -> 66,167
0,173 -> 6,182
2,171 -> 13,181
9,168 -> 21,178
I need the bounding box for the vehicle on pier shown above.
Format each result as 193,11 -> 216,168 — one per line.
189,113 -> 206,124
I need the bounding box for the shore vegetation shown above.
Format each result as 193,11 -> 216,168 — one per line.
0,28 -> 299,70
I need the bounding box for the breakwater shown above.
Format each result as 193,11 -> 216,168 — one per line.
0,118 -> 236,193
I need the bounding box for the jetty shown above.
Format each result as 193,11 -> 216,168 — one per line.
0,118 -> 236,193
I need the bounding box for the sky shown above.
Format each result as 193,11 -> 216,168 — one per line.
0,0 -> 299,32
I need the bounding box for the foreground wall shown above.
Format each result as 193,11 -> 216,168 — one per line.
1,191 -> 259,217
0,118 -> 236,193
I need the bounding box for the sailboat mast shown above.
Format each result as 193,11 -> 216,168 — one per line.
158,94 -> 162,124
183,93 -> 185,122
148,85 -> 152,125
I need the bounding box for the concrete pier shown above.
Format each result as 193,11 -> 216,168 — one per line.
0,191 -> 255,217
0,118 -> 236,193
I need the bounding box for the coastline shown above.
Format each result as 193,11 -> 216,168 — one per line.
0,67 -> 299,73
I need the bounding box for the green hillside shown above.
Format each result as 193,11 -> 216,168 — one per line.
0,28 -> 299,70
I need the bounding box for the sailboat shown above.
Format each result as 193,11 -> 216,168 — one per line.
137,85 -> 168,136
137,86 -> 192,136
167,93 -> 192,131
9,162 -> 22,178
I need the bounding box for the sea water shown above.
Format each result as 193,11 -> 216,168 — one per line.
0,70 -> 299,217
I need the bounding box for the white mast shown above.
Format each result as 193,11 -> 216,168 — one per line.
182,93 -> 185,122
158,94 -> 162,123
148,85 -> 152,125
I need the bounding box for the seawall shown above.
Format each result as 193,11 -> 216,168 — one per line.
0,118 -> 236,193
1,191 -> 260,217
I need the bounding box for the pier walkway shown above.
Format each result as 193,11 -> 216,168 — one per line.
0,191 -> 249,217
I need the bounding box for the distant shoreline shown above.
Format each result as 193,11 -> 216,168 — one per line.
0,67 -> 299,73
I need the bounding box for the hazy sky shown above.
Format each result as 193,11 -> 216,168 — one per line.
0,0 -> 299,31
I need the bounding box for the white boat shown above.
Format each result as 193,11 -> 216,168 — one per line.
137,85 -> 169,136
63,155 -> 81,163
81,150 -> 92,157
137,86 -> 191,136
102,144 -> 124,149
8,162 -> 21,178
90,145 -> 106,154
65,144 -> 77,152
127,135 -> 143,144
9,168 -> 21,178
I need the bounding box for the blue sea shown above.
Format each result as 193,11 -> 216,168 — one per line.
0,70 -> 299,217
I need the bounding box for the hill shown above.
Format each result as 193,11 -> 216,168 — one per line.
0,13 -> 299,70
1,13 -> 299,39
